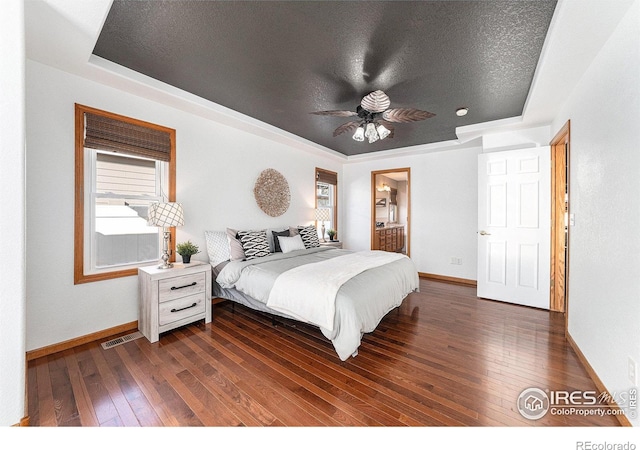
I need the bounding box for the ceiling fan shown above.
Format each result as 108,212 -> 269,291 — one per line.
311,90 -> 435,143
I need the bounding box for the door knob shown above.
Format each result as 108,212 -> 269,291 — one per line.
479,230 -> 491,236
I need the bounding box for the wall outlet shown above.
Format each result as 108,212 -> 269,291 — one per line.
629,356 -> 637,385
450,257 -> 462,265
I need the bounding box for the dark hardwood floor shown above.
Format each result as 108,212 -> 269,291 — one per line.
27,279 -> 621,427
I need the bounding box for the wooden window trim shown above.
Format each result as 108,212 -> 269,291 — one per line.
315,167 -> 338,240
74,104 -> 176,284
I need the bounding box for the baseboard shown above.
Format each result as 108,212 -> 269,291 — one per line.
26,321 -> 138,361
25,297 -> 224,360
11,416 -> 29,426
418,272 -> 477,287
566,331 -> 632,427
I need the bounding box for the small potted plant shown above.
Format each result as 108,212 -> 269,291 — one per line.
176,240 -> 200,263
327,229 -> 337,241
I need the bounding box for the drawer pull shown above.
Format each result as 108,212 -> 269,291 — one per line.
171,302 -> 197,313
170,281 -> 197,290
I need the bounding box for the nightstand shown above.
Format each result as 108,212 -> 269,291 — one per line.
138,261 -> 212,343
319,241 -> 343,249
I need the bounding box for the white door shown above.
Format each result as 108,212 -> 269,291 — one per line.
477,147 -> 551,309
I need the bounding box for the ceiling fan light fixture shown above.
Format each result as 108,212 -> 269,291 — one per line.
352,125 -> 365,142
376,123 -> 391,140
365,122 -> 379,143
456,107 -> 469,117
313,90 -> 435,144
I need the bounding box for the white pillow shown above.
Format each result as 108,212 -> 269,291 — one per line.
278,234 -> 305,253
204,230 -> 230,266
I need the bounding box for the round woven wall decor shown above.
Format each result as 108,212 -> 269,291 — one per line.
253,168 -> 291,217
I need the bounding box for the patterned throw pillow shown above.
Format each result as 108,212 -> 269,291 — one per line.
237,230 -> 270,260
204,230 -> 230,266
297,225 -> 320,249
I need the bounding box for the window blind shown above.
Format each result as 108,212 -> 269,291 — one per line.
84,112 -> 172,162
316,168 -> 337,185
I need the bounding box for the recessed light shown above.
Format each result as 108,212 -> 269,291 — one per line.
456,107 -> 469,117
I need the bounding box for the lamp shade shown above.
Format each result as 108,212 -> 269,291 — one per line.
148,202 -> 184,227
315,208 -> 330,222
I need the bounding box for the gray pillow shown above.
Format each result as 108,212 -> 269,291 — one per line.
226,228 -> 246,261
264,227 -> 285,252
272,229 -> 291,252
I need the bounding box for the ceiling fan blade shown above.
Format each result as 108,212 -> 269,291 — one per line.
332,121 -> 361,137
310,110 -> 357,117
360,90 -> 390,113
382,108 -> 436,123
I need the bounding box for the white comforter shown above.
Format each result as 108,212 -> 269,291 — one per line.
266,251 -> 406,332
216,247 -> 419,360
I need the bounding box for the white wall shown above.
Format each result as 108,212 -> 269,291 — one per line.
0,0 -> 27,426
22,0 -> 640,429
343,146 -> 481,281
552,0 -> 640,426
25,60 -> 342,351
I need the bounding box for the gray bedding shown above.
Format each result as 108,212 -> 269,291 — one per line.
213,247 -> 419,360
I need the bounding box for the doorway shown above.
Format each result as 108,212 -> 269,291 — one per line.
476,148 -> 551,309
550,120 -> 570,317
370,168 -> 411,256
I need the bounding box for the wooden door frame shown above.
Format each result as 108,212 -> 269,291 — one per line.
370,168 -> 411,256
550,120 -> 570,322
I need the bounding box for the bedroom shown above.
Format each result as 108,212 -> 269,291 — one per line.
1,0 -> 639,443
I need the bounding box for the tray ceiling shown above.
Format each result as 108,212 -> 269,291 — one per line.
92,1 -> 558,156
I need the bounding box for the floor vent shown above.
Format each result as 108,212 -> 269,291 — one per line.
101,331 -> 143,350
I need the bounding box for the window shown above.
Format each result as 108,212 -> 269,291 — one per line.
75,104 -> 176,284
315,168 -> 338,239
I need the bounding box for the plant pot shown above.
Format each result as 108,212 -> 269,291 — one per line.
181,255 -> 191,263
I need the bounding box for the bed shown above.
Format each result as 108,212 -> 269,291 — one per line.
205,227 -> 419,361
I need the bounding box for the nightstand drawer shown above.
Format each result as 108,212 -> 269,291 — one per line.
159,293 -> 206,326
159,272 -> 206,303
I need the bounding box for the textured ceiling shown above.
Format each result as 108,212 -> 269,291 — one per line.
93,1 -> 557,156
